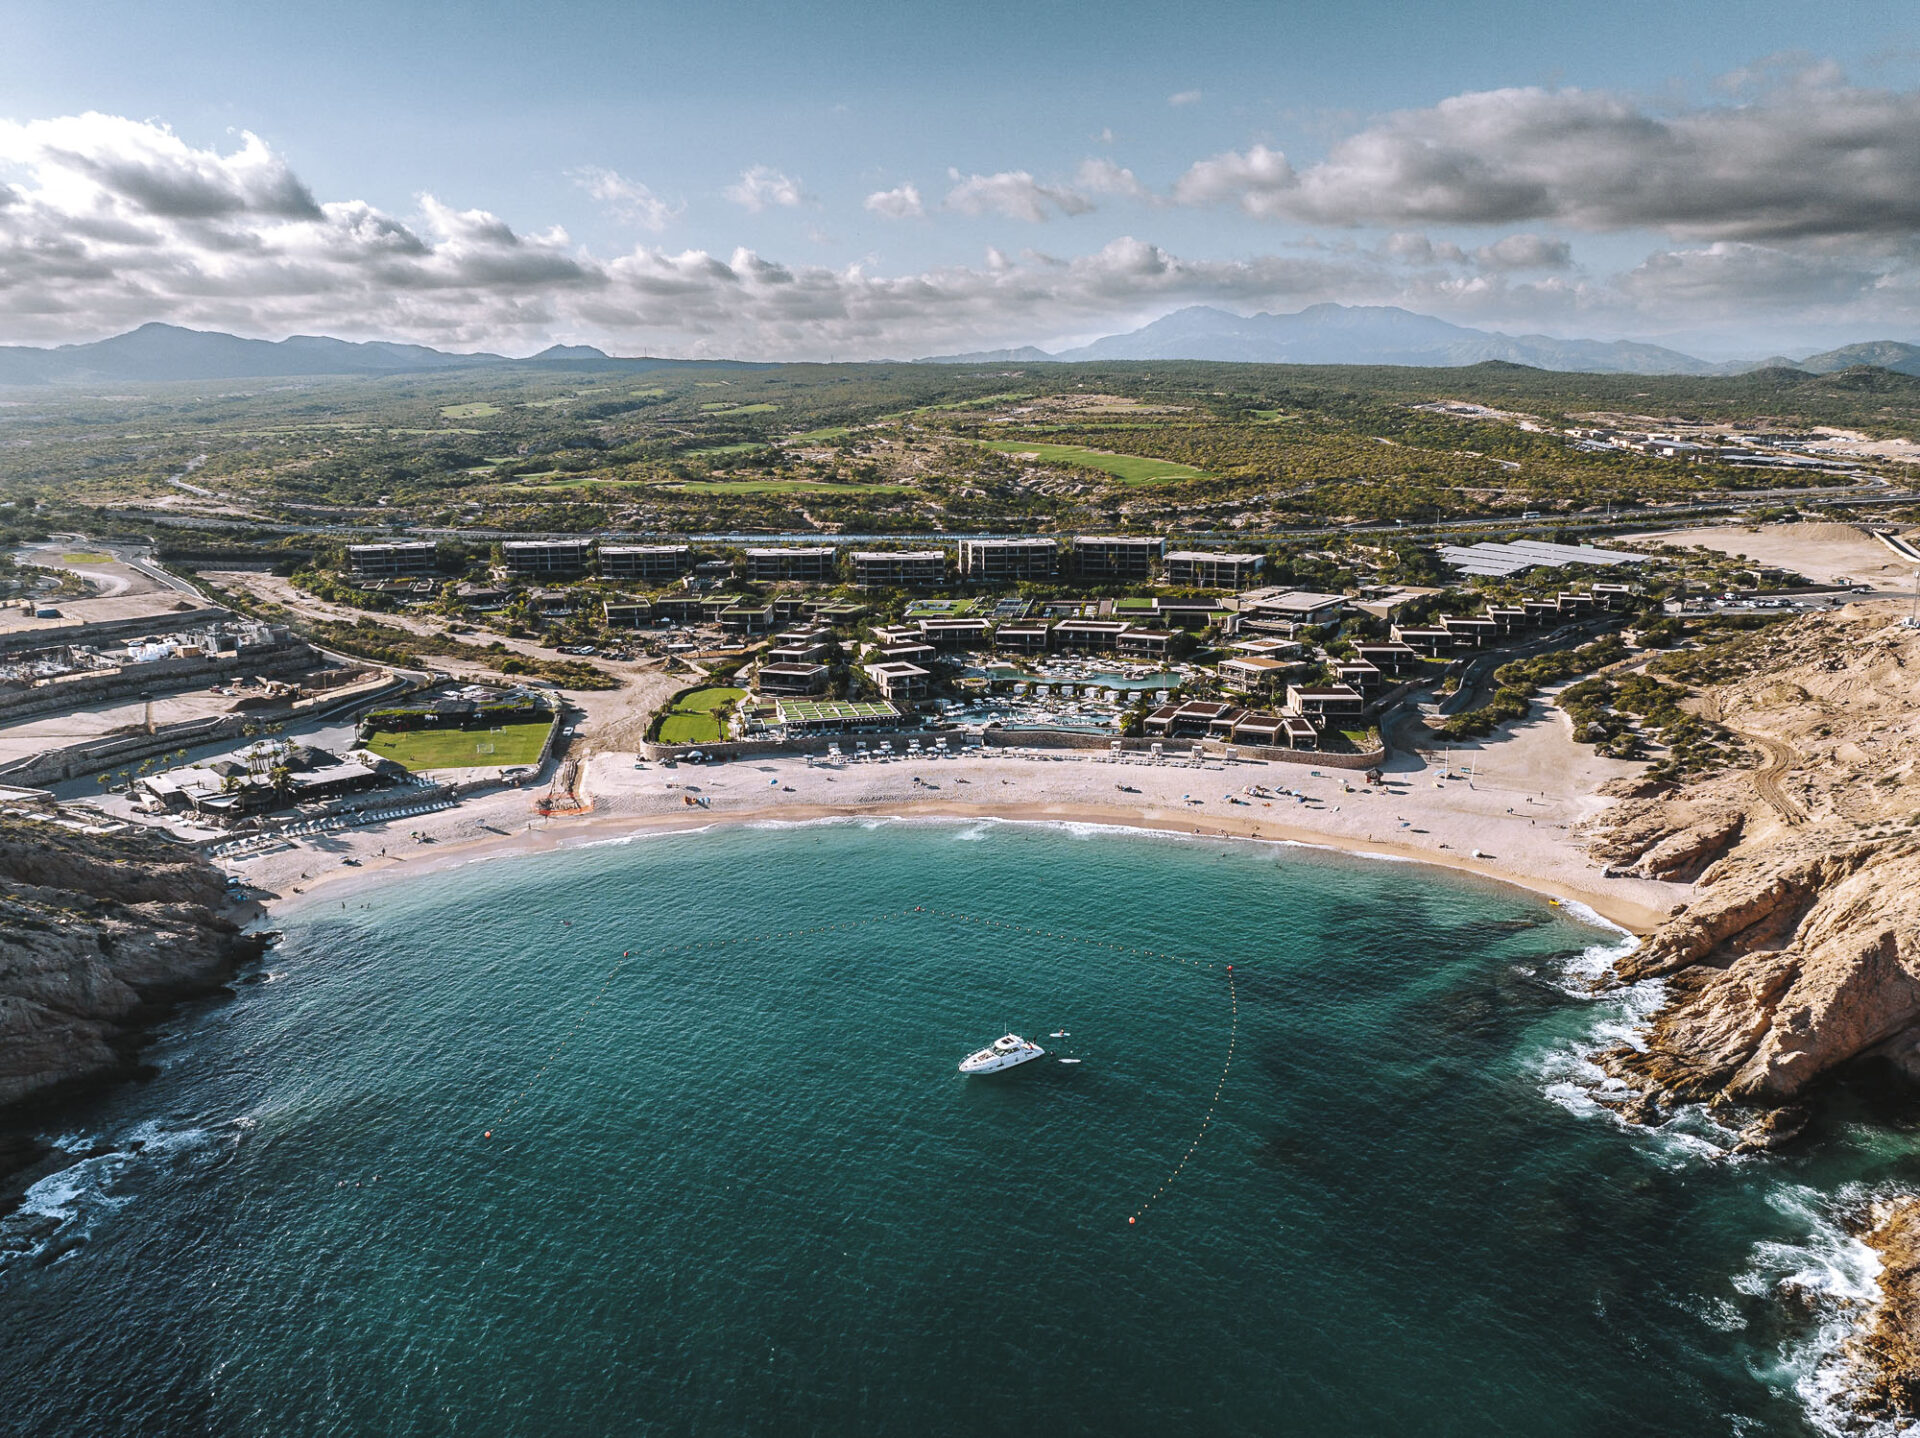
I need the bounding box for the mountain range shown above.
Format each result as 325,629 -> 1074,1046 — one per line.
0,312 -> 1915,384
0,324 -> 752,385
919,304 -> 1920,377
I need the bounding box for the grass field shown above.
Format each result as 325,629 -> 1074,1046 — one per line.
440,403 -> 501,419
656,685 -> 746,745
363,718 -> 553,771
59,551 -> 111,564
664,478 -> 910,495
972,439 -> 1206,485
698,402 -> 779,415
787,426 -> 852,442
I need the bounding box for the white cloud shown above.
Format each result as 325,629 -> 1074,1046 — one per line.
570,166 -> 681,232
1168,90 -> 1203,107
1168,75 -> 1920,240
1472,233 -> 1572,271
1074,158 -> 1146,199
944,169 -> 1095,222
0,109 -> 1916,359
863,183 -> 924,220
724,165 -> 806,212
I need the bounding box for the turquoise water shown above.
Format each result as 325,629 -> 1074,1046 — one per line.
4,819 -> 1917,1435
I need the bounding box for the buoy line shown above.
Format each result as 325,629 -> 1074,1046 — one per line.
481,904 -> 1242,1225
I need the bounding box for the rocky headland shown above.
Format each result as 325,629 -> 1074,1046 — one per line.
1576,604 -> 1920,1413
0,816 -> 265,1182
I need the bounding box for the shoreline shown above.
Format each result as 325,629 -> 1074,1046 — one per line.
264,791 -> 1665,934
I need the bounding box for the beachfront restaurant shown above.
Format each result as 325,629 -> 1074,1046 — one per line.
1143,700 -> 1239,739
773,698 -> 901,734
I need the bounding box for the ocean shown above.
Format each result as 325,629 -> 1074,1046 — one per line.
3,818 -> 1916,1436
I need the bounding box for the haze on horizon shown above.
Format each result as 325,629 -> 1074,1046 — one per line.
0,0 -> 1915,363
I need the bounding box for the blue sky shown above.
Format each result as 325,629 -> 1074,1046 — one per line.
0,0 -> 1916,357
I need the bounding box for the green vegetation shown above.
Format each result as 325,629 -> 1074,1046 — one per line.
363,719 -> 552,771
971,439 -> 1208,485
439,403 -> 501,419
665,478 -> 910,495
699,402 -> 779,415
1440,636 -> 1629,739
654,684 -> 746,744
59,551 -> 111,564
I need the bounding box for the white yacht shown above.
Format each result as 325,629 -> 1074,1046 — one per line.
958,1034 -> 1046,1074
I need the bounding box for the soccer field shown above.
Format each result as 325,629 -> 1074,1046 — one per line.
362,719 -> 554,771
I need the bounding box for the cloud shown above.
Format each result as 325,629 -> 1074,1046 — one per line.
1,109 -> 1917,359
863,183 -> 924,220
724,165 -> 806,212
944,169 -> 1096,222
1073,158 -> 1146,199
1168,90 -> 1203,107
570,166 -> 681,232
1169,75 -> 1920,240
1472,233 -> 1572,271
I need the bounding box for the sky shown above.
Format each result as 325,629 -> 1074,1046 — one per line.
0,0 -> 1916,360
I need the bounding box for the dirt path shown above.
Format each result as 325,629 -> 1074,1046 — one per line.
1697,690 -> 1807,826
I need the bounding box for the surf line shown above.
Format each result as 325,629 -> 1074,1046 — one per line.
482,904 -> 1242,1226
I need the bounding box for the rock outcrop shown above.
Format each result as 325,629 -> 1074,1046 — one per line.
1852,1198 -> 1920,1422
0,818 -> 264,1112
1579,608 -> 1920,1116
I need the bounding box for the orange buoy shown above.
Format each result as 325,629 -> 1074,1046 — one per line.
1128,1217 -> 1136,1225
484,1131 -> 492,1138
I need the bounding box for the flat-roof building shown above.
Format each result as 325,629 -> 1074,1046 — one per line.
602,600 -> 653,628
917,618 -> 991,648
957,537 -> 1058,584
993,622 -> 1051,653
1144,700 -> 1238,738
1050,619 -> 1131,652
1218,655 -> 1298,694
744,546 -> 838,583
1164,550 -> 1265,590
501,539 -> 592,577
756,661 -> 830,696
1390,624 -> 1455,655
1116,628 -> 1173,659
1071,535 -> 1164,582
1241,587 -> 1348,621
1285,684 -> 1366,719
347,541 -> 437,579
773,697 -> 900,733
850,550 -> 948,589
599,544 -> 692,582
863,661 -> 930,704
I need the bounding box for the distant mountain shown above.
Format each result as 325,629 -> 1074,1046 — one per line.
0,324 -> 758,385
1792,341 -> 1920,377
917,303 -> 1920,378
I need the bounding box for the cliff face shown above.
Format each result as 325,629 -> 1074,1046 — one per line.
0,818 -> 264,1112
1579,607 -> 1920,1116
1855,1197 -> 1920,1422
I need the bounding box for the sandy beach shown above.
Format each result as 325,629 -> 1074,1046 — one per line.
241,701 -> 1685,934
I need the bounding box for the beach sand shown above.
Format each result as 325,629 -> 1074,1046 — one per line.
242,702 -> 1685,935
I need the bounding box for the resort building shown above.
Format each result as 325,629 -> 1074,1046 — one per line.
863,661 -> 931,704
870,641 -> 936,665
1163,550 -> 1265,590
1593,583 -> 1636,608
766,635 -> 832,664
1143,700 -> 1239,739
1156,599 -> 1229,630
347,541 -> 436,579
1240,588 -> 1349,623
849,550 -> 948,589
1233,637 -> 1302,660
599,544 -> 692,582
1116,628 -> 1174,659
957,537 -> 1058,584
744,547 -> 838,582
1070,535 -> 1164,582
719,603 -> 775,636
1390,624 -> 1455,656
1335,660 -> 1383,691
1050,619 -> 1131,652
1285,684 -> 1366,721
602,600 -> 653,628
755,661 -> 830,696
1484,606 -> 1529,635
1439,614 -> 1498,647
1218,655 -> 1298,695
501,539 -> 593,578
993,622 -> 1052,653
916,618 -> 991,648
773,697 -> 901,734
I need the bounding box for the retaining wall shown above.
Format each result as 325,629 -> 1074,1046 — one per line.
0,605 -> 233,657
0,640 -> 319,724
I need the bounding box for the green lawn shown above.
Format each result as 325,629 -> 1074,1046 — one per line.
60,551 -> 111,564
439,403 -> 501,419
687,442 -> 771,457
657,712 -> 724,744
655,686 -> 744,745
699,402 -> 779,415
970,439 -> 1207,485
363,718 -> 553,771
665,478 -> 910,495
787,426 -> 851,442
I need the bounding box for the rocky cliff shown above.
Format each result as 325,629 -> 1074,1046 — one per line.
0,817 -> 264,1115
1575,607 -> 1920,1122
